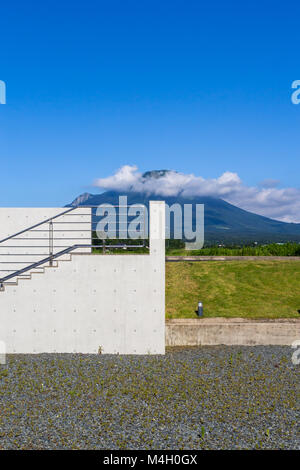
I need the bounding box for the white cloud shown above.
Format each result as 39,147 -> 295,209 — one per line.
94,165 -> 300,223
258,179 -> 280,189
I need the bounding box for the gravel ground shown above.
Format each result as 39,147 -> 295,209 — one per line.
0,346 -> 299,450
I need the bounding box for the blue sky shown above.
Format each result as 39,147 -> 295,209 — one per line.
0,0 -> 299,217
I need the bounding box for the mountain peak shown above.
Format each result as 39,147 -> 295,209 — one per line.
70,192 -> 93,206
142,170 -> 174,180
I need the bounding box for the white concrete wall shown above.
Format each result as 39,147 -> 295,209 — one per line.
0,201 -> 165,354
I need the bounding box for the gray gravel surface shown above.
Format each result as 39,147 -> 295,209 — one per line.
0,346 -> 299,449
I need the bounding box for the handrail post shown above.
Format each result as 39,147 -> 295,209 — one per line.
49,220 -> 54,266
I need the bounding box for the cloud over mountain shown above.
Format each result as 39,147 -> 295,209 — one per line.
94,165 -> 300,223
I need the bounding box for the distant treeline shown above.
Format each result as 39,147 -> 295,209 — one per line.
166,241 -> 300,256
92,233 -> 300,256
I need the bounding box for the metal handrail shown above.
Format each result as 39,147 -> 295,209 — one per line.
0,243 -> 146,287
0,204 -> 148,287
0,244 -> 88,287
0,206 -> 78,244
0,204 -> 147,244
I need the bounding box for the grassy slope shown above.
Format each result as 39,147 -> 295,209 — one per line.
166,261 -> 300,319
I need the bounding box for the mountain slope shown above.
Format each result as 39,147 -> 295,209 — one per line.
69,191 -> 300,244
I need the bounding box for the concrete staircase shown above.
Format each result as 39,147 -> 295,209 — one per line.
0,255 -> 73,291
0,207 -> 92,292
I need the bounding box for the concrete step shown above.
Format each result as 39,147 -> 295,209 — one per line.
0,250 -> 74,292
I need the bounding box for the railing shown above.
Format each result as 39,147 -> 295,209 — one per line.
0,205 -> 148,288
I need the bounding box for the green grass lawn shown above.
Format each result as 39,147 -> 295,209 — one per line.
166,260 -> 300,319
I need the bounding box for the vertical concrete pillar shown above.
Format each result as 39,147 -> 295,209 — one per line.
149,201 -> 165,354
149,201 -> 165,257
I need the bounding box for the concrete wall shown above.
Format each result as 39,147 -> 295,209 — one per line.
0,202 -> 165,354
166,318 -> 300,346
